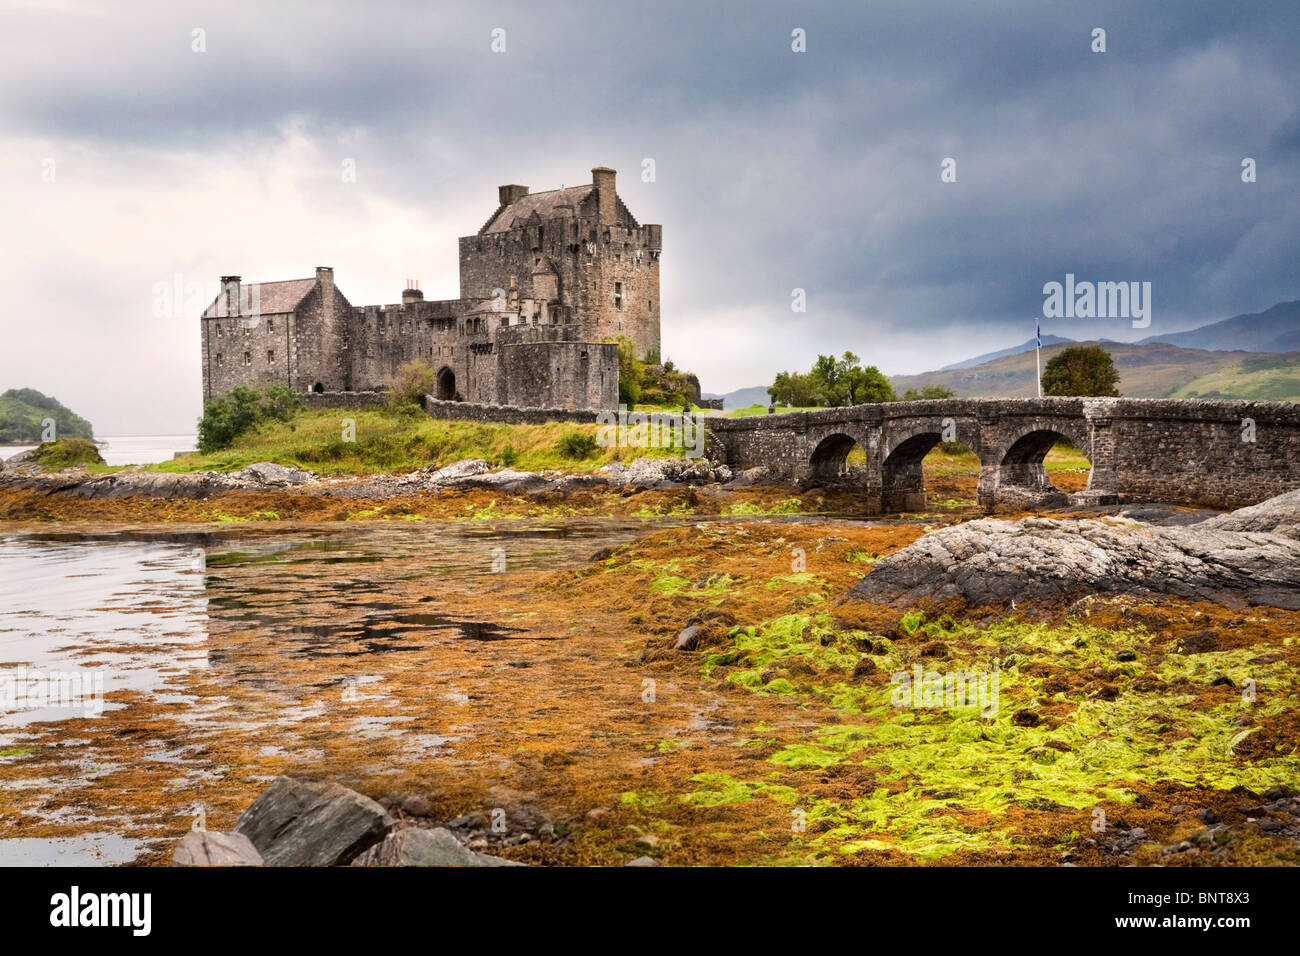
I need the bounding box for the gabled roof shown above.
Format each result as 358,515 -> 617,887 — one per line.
479,185 -> 593,235
202,278 -> 317,318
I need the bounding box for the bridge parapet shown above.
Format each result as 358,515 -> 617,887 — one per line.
706,397 -> 1300,511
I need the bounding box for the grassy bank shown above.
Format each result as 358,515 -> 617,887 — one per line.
158,407 -> 684,476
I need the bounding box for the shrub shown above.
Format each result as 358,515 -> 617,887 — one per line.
387,360 -> 436,409
557,431 -> 600,459
197,383 -> 302,453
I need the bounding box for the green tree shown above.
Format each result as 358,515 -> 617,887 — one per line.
901,384 -> 956,400
1041,345 -> 1121,397
844,363 -> 897,404
769,352 -> 895,407
197,383 -> 302,453
768,370 -> 819,407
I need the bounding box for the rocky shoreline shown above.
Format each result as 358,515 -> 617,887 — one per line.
0,454 -> 768,501
174,776 -> 663,867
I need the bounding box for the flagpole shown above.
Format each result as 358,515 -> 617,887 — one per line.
1035,321 -> 1042,398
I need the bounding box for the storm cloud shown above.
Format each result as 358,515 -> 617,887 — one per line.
2,0 -> 1297,431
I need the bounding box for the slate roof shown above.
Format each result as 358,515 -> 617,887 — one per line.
479,185 -> 593,235
203,278 -> 317,318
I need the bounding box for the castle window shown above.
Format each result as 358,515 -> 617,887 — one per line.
216,325 -> 222,337
614,282 -> 623,310
243,351 -> 251,366
267,350 -> 275,364
267,318 -> 273,333
216,353 -> 223,366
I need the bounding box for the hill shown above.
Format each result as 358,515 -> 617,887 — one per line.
939,333 -> 1077,370
0,388 -> 95,443
1138,300 -> 1300,353
701,385 -> 771,410
889,342 -> 1300,400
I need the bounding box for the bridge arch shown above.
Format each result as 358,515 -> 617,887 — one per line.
997,426 -> 1092,498
809,433 -> 869,483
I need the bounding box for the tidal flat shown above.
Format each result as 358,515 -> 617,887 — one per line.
1,485 -> 1297,866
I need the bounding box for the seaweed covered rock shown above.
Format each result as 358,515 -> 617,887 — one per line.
851,490 -> 1300,610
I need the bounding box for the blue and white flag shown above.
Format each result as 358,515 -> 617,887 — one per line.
1036,322 -> 1041,348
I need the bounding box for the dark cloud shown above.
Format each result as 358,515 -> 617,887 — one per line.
2,0 -> 1297,430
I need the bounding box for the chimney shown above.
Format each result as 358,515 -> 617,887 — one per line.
591,166 -> 616,225
220,275 -> 241,316
316,266 -> 334,290
499,184 -> 528,206
402,279 -> 424,306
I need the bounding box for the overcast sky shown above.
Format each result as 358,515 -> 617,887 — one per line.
2,0 -> 1297,433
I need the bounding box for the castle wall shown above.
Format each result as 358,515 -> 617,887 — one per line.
291,281 -> 355,393
581,221 -> 660,358
423,398 -> 601,425
496,338 -> 618,410
200,310 -> 296,402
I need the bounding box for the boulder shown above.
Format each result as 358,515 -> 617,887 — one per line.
351,827 -> 527,867
233,776 -> 393,866
1198,488 -> 1300,540
852,490 -> 1300,610
602,457 -> 731,489
427,459 -> 493,483
234,461 -> 313,487
173,829 -> 263,867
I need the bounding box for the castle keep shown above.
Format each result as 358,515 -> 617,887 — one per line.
200,166 -> 661,411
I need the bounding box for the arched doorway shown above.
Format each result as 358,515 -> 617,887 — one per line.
809,434 -> 868,483
312,382 -> 324,394
435,366 -> 456,401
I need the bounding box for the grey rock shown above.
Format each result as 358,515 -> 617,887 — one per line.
625,855 -> 661,866
400,795 -> 433,818
233,776 -> 393,866
351,827 -> 527,866
427,459 -> 493,483
173,829 -> 263,867
601,457 -> 731,489
234,461 -> 312,486
1199,488 -> 1300,540
852,491 -> 1300,610
729,466 -> 771,486
673,625 -> 703,651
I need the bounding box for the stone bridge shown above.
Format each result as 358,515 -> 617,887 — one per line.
706,398 -> 1300,512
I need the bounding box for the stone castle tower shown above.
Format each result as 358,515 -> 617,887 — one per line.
200,166 -> 661,411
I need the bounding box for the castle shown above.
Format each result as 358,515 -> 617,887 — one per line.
201,166 -> 661,411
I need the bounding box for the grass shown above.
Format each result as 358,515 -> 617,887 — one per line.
927,442 -> 1090,476
150,407 -> 685,476
32,438 -> 104,469
727,403 -> 821,418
